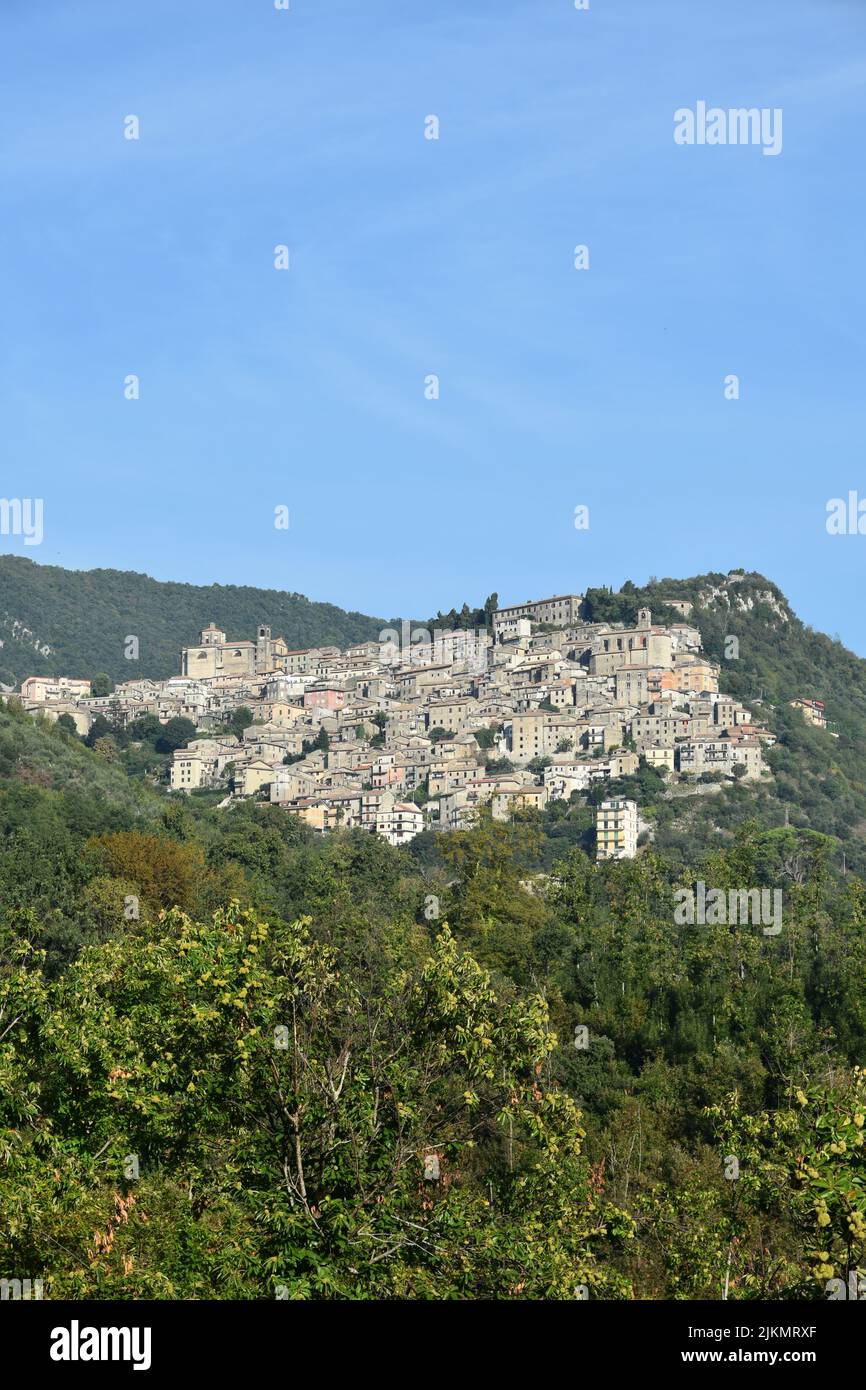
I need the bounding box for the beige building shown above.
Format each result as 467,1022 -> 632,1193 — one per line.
427,698 -> 473,734
269,766 -> 320,803
491,784 -> 548,820
546,678 -> 578,709
284,649 -> 314,676
171,747 -> 216,791
493,594 -> 583,633
182,624 -> 253,678
790,698 -> 826,729
589,610 -> 673,676
20,676 -> 91,702
643,746 -> 676,772
288,799 -> 329,833
543,750 -> 638,799
596,798 -> 638,861
234,759 -> 279,798
438,784 -> 494,829
631,707 -> 690,747
667,657 -> 719,694
494,615 -> 532,642
170,736 -> 239,792
28,701 -> 92,736
428,761 -> 482,796
615,667 -> 650,707
677,737 -> 764,780
246,699 -> 304,728
181,623 -> 288,679
509,709 -> 573,762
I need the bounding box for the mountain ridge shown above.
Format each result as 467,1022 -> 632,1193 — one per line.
0,556 -> 396,685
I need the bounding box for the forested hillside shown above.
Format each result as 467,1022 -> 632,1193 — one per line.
0,557 -> 392,685
2,695 -> 866,1299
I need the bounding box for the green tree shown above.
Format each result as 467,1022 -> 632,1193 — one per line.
127,715 -> 163,745
85,714 -> 113,748
229,706 -> 254,741
0,906 -> 633,1299
155,718 -> 197,754
708,1071 -> 866,1296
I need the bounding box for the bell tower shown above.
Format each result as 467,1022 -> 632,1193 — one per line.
256,624 -> 272,672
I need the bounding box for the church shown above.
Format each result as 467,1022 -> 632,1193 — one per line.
180,623 -> 289,678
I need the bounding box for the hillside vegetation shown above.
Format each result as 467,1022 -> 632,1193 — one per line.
0,556 -> 393,685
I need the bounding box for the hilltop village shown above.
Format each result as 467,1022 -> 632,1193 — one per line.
12,592 -> 784,859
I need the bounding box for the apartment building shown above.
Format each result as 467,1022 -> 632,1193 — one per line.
428,761 -> 482,796
667,657 -> 719,694
509,709 -> 575,762
643,746 -> 676,771
375,802 -> 424,846
170,745 -> 222,791
596,798 -> 638,861
426,697 -> 473,734
304,686 -> 346,712
615,667 -> 650,707
676,737 -> 764,780
543,750 -> 639,800
493,594 -> 583,632
494,615 -> 531,642
631,707 -> 690,747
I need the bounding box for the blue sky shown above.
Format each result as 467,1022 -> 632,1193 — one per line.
2,0 -> 866,646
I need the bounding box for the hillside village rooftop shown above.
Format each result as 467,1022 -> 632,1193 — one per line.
11,596 -> 771,854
